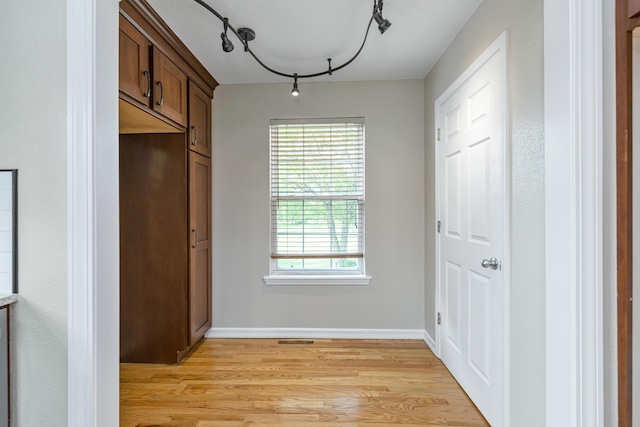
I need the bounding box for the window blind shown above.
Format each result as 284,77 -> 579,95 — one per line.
270,119 -> 365,264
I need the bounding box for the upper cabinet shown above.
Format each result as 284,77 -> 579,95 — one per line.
119,15 -> 151,106
119,0 -> 217,139
153,47 -> 188,127
188,81 -> 212,158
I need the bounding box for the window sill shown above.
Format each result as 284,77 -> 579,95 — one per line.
263,275 -> 372,286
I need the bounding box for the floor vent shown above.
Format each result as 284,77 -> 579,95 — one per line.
278,340 -> 314,345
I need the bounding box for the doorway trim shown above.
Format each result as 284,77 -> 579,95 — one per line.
544,0 -> 604,424
615,0 -> 640,425
67,0 -> 120,425
434,31 -> 511,426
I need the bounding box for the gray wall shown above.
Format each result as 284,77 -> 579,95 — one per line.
211,80 -> 425,330
423,0 -> 545,424
0,0 -> 68,425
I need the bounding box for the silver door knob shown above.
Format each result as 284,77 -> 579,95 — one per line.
481,257 -> 500,270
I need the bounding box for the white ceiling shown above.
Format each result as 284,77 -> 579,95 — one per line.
147,0 -> 483,85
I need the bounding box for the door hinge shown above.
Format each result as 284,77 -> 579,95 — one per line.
437,128 -> 441,141
437,312 -> 441,325
437,220 -> 441,233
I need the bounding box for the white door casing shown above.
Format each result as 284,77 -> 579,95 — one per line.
544,0 -> 604,425
435,32 -> 509,426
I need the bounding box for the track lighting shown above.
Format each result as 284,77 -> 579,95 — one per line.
237,27 -> 255,53
220,18 -> 234,52
373,0 -> 392,34
373,11 -> 391,34
193,0 -> 393,96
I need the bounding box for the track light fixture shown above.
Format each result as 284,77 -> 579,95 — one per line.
220,18 -> 234,52
373,6 -> 392,34
193,0 -> 392,96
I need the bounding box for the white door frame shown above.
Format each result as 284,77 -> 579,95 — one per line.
434,31 -> 511,425
67,0 -> 120,426
66,0 -> 606,425
544,0 -> 604,425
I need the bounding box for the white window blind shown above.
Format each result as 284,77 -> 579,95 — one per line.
270,118 -> 365,272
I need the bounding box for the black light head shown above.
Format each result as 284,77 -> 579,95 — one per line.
221,32 -> 234,52
373,10 -> 391,34
221,18 -> 234,52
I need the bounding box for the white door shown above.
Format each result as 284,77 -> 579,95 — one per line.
436,33 -> 508,426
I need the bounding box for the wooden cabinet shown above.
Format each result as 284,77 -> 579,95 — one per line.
120,136 -> 214,364
118,0 -> 216,364
153,47 -> 188,127
118,24 -> 188,127
189,152 -> 212,344
119,15 -> 151,106
119,134 -> 190,364
188,81 -> 212,157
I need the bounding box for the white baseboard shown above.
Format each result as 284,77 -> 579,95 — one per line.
205,327 -> 425,340
423,329 -> 437,355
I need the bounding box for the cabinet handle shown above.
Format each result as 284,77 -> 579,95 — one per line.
143,70 -> 151,98
192,229 -> 198,248
156,81 -> 164,106
191,126 -> 198,146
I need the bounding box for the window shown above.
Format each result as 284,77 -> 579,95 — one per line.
267,118 -> 368,282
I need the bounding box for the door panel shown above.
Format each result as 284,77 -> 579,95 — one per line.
436,35 -> 507,426
445,151 -> 462,238
445,107 -> 462,141
469,270 -> 490,381
119,133 -> 189,364
188,81 -> 212,157
189,152 -> 212,345
469,82 -> 491,125
445,261 -> 462,354
468,138 -> 491,244
119,16 -> 151,106
153,47 -> 187,127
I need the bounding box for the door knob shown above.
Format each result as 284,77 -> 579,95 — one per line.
481,257 -> 500,270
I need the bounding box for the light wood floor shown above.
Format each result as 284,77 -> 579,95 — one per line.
120,339 -> 489,426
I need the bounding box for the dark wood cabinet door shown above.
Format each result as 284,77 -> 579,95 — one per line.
188,81 -> 212,158
153,47 -> 188,127
120,134 -> 189,364
119,15 -> 151,106
189,152 -> 212,345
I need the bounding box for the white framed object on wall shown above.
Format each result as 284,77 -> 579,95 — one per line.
0,170 -> 17,294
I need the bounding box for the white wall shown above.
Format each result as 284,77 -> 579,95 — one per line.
211,80 -> 425,330
0,0 -> 68,425
423,0 -> 545,424
603,0 -> 618,424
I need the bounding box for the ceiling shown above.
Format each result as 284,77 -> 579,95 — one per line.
147,0 -> 483,85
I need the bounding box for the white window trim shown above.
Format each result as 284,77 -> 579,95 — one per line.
263,274 -> 372,286
268,117 -> 369,282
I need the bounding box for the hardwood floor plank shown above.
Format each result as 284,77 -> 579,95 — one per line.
121,339 -> 488,426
